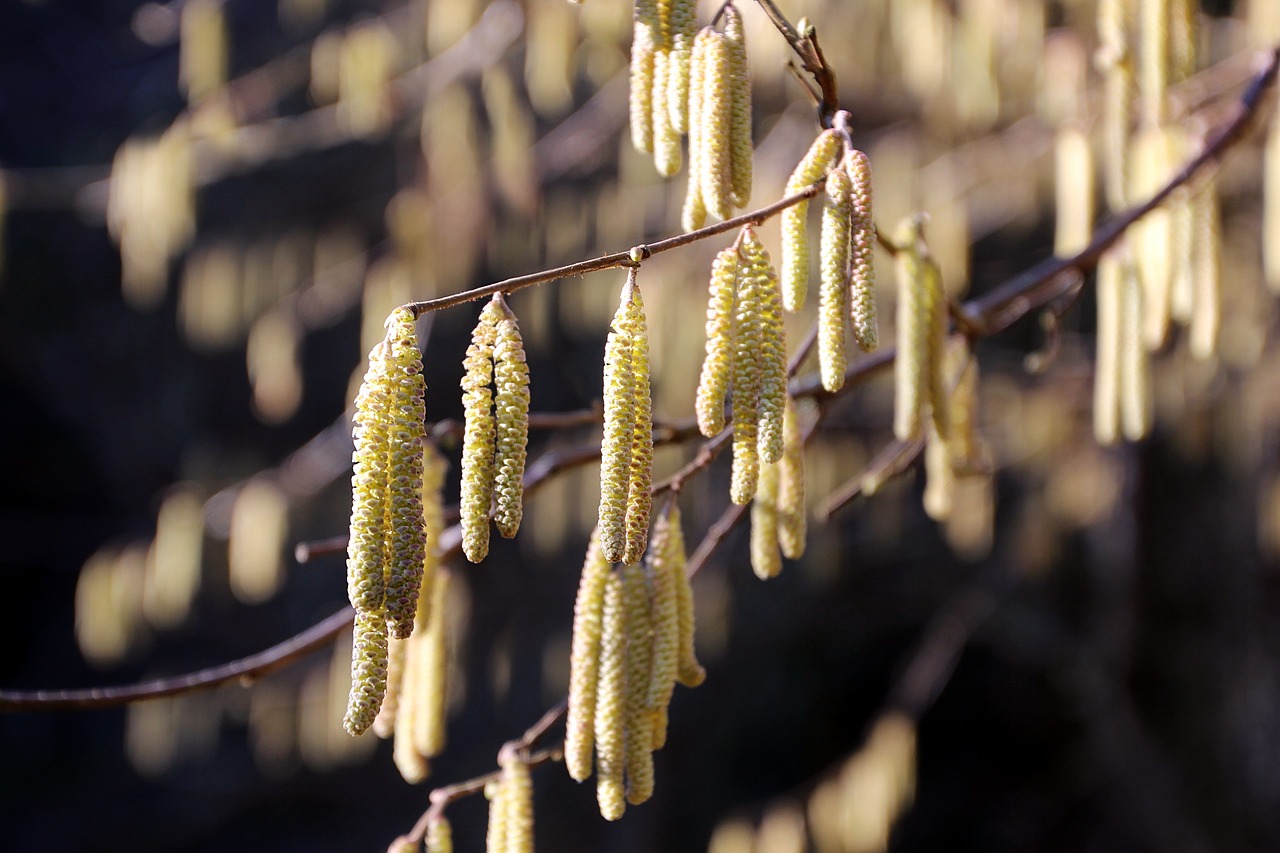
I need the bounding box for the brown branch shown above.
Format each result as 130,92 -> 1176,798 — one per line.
751,0 -> 839,125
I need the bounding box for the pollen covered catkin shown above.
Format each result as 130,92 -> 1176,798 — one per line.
667,0 -> 696,135
595,568 -> 628,820
892,219 -> 946,443
500,753 -> 534,853
644,503 -> 680,717
1094,250 -> 1124,445
847,148 -> 879,352
682,29 -> 710,232
746,234 -> 788,466
699,29 -> 735,222
492,300 -> 530,540
622,291 -> 654,566
751,457 -> 783,580
629,0 -> 659,155
622,562 -> 656,805
819,167 -> 853,392
652,48 -> 682,178
426,817 -> 453,853
730,240 -> 765,505
460,299 -> 502,562
777,398 -> 807,560
566,530 -> 611,783
664,503 -> 705,688
344,608 -> 391,736
696,247 -> 740,437
781,129 -> 842,312
722,4 -> 753,209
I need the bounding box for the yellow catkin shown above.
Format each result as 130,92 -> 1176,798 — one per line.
700,30 -> 735,222
653,48 -> 682,178
566,530 -> 611,783
599,274 -> 641,563
426,817 -> 453,853
460,299 -> 502,563
629,0 -> 659,155
644,503 -> 681,718
1094,249 -> 1123,445
682,29 -> 710,232
819,167 -> 853,393
622,563 -> 656,805
419,441 -> 447,637
1054,125 -> 1094,257
922,420 -> 955,522
1266,108 -> 1280,294
751,457 -> 783,580
747,234 -> 787,466
501,753 -> 534,853
1118,256 -> 1152,441
413,568 -> 451,760
730,237 -> 765,506
781,129 -> 842,313
372,636 -> 407,739
666,0 -> 696,135
622,285 -> 654,566
1189,177 -> 1221,361
486,775 -> 508,853
1097,0 -> 1135,213
343,608 -> 391,736
697,247 -> 740,437
777,398 -> 807,560
595,568 -> 628,821
492,299 -> 531,540
723,4 -> 753,209
1169,0 -> 1197,83
892,219 -> 944,443
1138,0 -> 1169,127
667,504 -> 705,688
383,313 -> 428,640
348,342 -> 391,614
1129,125 -> 1174,350
847,149 -> 879,352
179,0 -> 228,104
944,342 -> 981,473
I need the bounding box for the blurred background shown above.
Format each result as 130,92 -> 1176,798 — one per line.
3,0 -> 1280,850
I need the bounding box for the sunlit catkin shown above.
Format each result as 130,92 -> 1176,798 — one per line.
652,48 -> 682,178
892,219 -> 945,442
492,300 -> 531,539
426,817 -> 453,853
500,752 -> 534,853
847,149 -> 879,352
179,0 -> 228,104
781,129 -> 842,313
343,609 -> 391,736
623,289 -> 654,566
697,247 -> 740,437
595,568 -> 628,820
751,458 -> 783,580
1129,126 -> 1174,349
1054,125 -> 1094,257
566,530 -> 611,783
486,775 -> 509,853
745,234 -> 787,466
666,503 -> 705,688
1119,256 -> 1152,441
408,567 -> 451,763
1138,0 -> 1169,127
372,636 -> 407,739
682,29 -> 709,232
723,4 -> 753,209
820,167 -> 853,393
700,29 -> 735,222
622,563 -> 656,805
460,299 -> 502,562
644,503 -> 681,718
629,0 -> 659,155
1094,249 -> 1124,445
777,399 -> 807,560
1265,108 -> 1280,293
667,0 -> 696,135
1189,177 -> 1221,360
730,241 -> 765,505
1097,0 -> 1134,212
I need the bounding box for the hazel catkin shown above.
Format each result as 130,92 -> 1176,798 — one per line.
722,4 -> 753,209
781,129 -> 843,312
492,301 -> 531,540
847,148 -> 879,352
566,530 -> 611,783
819,166 -> 853,393
343,608 -> 391,736
696,247 -> 740,437
595,568 -> 628,820
460,299 -> 502,562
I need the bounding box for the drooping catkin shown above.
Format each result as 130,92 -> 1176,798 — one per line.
1119,255 -> 1152,441
747,237 -> 788,466
781,129 -> 843,312
644,503 -> 680,716
730,239 -> 765,505
1097,0 -> 1135,213
922,420 -> 955,522
372,634 -> 407,739
566,530 -> 611,783
343,608 -> 391,736
1138,0 -> 1169,127
696,247 -> 740,437
652,47 -> 682,178
751,457 -> 783,580
892,219 -> 946,443
1094,249 -> 1124,445
629,0 -> 659,155
722,4 -> 753,209
1129,126 -> 1174,350
599,275 -> 640,564
1266,108 -> 1280,293
492,300 -> 531,539
665,503 -> 705,688
426,817 -> 453,853
847,148 -> 879,352
623,289 -> 654,566
412,567 -> 451,761
682,28 -> 710,232
1054,124 -> 1095,257
460,299 -> 502,562
699,29 -> 735,223
622,562 -> 656,805
666,0 -> 696,135
500,753 -> 534,853
419,440 -> 447,635
595,568 -> 628,821
486,774 -> 509,853
777,398 -> 807,560
347,342 -> 391,614
1188,177 -> 1221,360
819,167 -> 853,393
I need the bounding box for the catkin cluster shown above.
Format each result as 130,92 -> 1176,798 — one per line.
565,506 -> 704,821
891,218 -> 950,445
681,4 -> 754,228
460,294 -> 531,563
598,270 -> 654,565
486,748 -> 534,853
750,398 -> 808,579
695,227 -> 788,505
344,307 -> 428,736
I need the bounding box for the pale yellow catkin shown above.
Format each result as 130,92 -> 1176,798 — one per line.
1189,177 -> 1221,361
666,0 -> 696,135
1265,108 -> 1280,294
492,300 -> 531,540
667,503 -> 706,688
629,0 -> 659,155
781,129 -> 843,313
595,568 -> 628,821
343,608 -> 391,736
622,562 -> 656,805
622,285 -> 654,566
644,504 -> 681,716
777,398 -> 807,560
699,29 -> 735,222
1129,126 -> 1174,350
730,236 -> 765,505
922,420 -> 955,522
1094,250 -> 1124,445
373,634 -> 406,740
696,247 -> 740,437
347,342 -> 391,614
819,167 -> 853,393
460,299 -> 502,563
1097,0 -> 1135,213
566,530 -> 611,783
751,457 -> 783,580
1118,256 -> 1152,441
652,47 -> 682,178
426,817 -> 453,853
892,219 -> 944,443
847,149 -> 879,352
599,273 -> 642,564
944,343 -> 981,473
751,245 -> 787,467
722,4 -> 753,209
413,567 -> 451,760
1054,125 -> 1094,257
682,29 -> 710,232
486,775 -> 509,853
1138,0 -> 1169,127
501,754 -> 534,853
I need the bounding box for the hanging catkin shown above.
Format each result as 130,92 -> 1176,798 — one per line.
682,28 -> 710,232
730,239 -> 765,505
847,148 -> 879,352
699,28 -> 735,222
747,234 -> 788,467
644,501 -> 681,725
629,0 -> 660,155
622,562 -> 656,805
460,299 -> 502,562
499,751 -> 534,853
344,608 -> 391,736
665,503 -> 705,688
696,247 -> 740,437
566,530 -> 611,783
751,456 -> 783,580
667,0 -> 697,135
652,47 -> 682,178
777,398 -> 807,560
892,219 -> 947,443
595,568 -> 628,820
722,4 -> 753,209
598,270 -> 653,565
492,300 -> 531,539
819,166 -> 853,393
1094,249 -> 1124,445
1097,0 -> 1135,213
426,817 -> 453,853
1118,254 -> 1152,441
781,129 -> 843,312
1188,176 -> 1221,360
